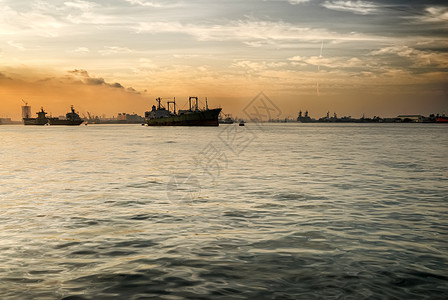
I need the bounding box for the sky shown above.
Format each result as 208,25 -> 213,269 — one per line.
0,0 -> 447,119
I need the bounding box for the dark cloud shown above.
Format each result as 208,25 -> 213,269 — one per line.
0,72 -> 13,81
67,69 -> 130,90
262,0 -> 448,39
126,87 -> 140,94
111,82 -> 124,88
86,77 -> 106,85
68,69 -> 90,77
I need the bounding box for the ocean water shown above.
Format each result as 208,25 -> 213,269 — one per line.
0,123 -> 447,299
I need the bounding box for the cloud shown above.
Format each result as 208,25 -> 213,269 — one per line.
86,77 -> 106,85
0,67 -> 151,119
288,0 -> 310,4
126,87 -> 139,93
288,44 -> 448,73
232,60 -> 288,72
322,1 -> 379,15
110,82 -> 124,88
417,6 -> 448,24
264,0 -> 310,4
68,69 -> 90,77
64,0 -> 98,10
64,0 -> 120,25
0,4 -> 64,37
135,18 -> 375,45
73,47 -> 90,53
0,1 -> 106,36
173,54 -> 200,59
67,69 -> 125,89
370,46 -> 412,57
369,46 -> 448,68
137,58 -> 158,69
289,55 -> 363,69
123,0 -> 181,8
7,41 -> 26,51
0,72 -> 12,80
99,46 -> 135,56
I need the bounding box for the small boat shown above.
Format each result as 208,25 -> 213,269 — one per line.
145,97 -> 221,126
239,121 -> 245,126
48,106 -> 84,126
436,116 -> 448,123
219,113 -> 234,124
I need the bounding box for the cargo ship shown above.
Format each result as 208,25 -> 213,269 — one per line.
145,97 -> 221,126
23,107 -> 50,125
48,106 -> 84,126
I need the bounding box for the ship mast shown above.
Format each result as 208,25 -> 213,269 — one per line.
188,97 -> 199,111
167,97 -> 176,114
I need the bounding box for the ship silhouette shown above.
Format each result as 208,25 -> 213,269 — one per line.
145,97 -> 221,126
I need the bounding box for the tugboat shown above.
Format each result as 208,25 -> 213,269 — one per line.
219,113 -> 234,124
23,107 -> 49,125
48,106 -> 84,126
145,97 -> 221,126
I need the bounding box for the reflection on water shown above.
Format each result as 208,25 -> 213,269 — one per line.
0,124 -> 447,299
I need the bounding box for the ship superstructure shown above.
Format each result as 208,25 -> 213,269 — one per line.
48,106 -> 84,126
23,107 -> 49,125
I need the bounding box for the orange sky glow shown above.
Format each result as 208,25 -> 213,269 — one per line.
1,0 -> 447,120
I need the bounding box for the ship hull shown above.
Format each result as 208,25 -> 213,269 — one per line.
23,118 -> 48,125
48,119 -> 84,126
147,108 -> 222,126
436,117 -> 448,123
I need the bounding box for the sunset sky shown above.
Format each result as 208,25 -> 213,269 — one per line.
1,0 -> 447,119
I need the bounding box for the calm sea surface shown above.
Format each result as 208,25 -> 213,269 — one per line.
0,123 -> 447,299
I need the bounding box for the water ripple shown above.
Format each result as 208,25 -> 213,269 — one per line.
0,124 -> 447,299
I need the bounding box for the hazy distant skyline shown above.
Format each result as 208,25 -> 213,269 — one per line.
1,0 -> 447,119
